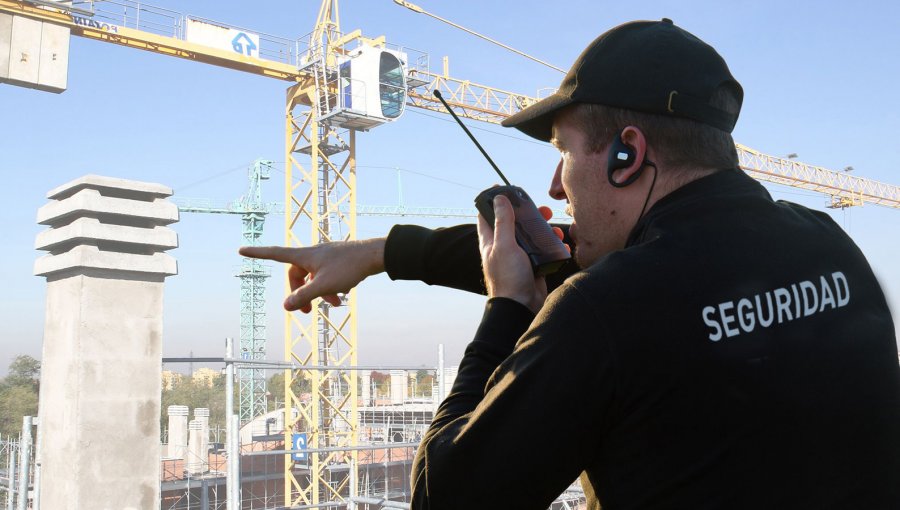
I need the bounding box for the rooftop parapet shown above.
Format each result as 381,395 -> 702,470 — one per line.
34,175 -> 179,278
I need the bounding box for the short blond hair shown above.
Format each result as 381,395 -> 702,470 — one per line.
571,86 -> 740,171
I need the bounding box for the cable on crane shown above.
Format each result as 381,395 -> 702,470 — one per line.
174,162 -> 253,193
407,108 -> 549,147
393,0 -> 565,73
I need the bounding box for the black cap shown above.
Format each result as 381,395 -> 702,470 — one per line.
502,18 -> 743,141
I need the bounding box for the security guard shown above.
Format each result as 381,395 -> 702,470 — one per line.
243,19 -> 900,509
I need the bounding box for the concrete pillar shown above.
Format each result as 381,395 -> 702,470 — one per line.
194,408 -> 210,472
389,370 -> 407,405
33,175 -> 178,510
360,371 -> 371,407
167,405 -> 189,459
443,365 -> 459,398
187,420 -> 203,475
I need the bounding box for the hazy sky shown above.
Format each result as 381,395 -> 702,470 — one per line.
1,0 -> 898,376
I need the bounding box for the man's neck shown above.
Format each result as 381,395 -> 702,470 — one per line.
642,166 -> 720,214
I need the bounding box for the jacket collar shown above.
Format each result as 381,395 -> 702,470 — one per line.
625,168 -> 771,247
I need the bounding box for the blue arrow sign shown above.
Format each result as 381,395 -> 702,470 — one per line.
292,433 -> 308,462
232,32 -> 258,56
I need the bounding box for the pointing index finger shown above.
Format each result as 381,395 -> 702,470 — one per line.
238,245 -> 297,264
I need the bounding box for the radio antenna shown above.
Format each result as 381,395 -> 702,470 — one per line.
433,90 -> 511,186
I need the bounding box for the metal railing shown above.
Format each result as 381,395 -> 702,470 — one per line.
75,0 -> 304,65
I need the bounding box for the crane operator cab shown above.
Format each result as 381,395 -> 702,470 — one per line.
323,43 -> 408,130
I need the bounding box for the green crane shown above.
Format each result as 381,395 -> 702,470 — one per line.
175,161 -> 563,425
177,158 -> 278,423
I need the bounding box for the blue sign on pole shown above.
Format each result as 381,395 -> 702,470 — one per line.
292,433 -> 308,462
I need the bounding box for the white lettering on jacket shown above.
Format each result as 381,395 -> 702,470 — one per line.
702,272 -> 850,342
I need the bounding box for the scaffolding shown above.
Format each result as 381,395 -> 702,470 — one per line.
156,360 -> 587,509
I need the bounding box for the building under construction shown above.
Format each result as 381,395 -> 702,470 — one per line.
154,365 -> 587,510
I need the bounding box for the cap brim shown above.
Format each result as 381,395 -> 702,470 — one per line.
501,93 -> 575,142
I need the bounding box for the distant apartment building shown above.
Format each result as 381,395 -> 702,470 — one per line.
161,370 -> 183,391
192,367 -> 220,388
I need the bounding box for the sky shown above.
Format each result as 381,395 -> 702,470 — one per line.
1,0 -> 899,376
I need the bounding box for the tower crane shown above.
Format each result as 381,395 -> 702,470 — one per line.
175,159 -> 538,425
175,159 -> 279,425
2,1 -> 899,509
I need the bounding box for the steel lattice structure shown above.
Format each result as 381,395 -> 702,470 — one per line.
737,144 -> 900,209
282,1 -> 359,505
237,160 -> 274,424
175,160 -> 276,424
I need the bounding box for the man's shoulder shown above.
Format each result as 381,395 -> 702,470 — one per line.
563,242 -> 673,305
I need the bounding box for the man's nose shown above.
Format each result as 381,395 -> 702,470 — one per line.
548,160 -> 567,200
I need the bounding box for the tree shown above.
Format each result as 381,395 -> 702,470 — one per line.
370,371 -> 390,397
4,355 -> 40,389
0,356 -> 41,437
266,370 -> 311,412
414,370 -> 434,398
0,385 -> 38,436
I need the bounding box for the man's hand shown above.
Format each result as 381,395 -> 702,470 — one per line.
477,195 -> 549,313
239,238 -> 386,313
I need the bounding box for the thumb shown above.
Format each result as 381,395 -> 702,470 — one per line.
285,277 -> 325,312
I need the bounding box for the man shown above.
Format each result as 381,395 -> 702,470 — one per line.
243,19 -> 900,509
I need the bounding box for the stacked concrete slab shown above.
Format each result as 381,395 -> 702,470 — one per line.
34,175 -> 177,509
0,12 -> 70,93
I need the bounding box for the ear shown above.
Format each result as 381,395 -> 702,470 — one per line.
607,126 -> 648,188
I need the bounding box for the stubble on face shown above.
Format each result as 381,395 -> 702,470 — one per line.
551,110 -> 622,268
551,112 -> 611,268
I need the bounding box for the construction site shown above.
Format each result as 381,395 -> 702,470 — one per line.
1,0 -> 899,509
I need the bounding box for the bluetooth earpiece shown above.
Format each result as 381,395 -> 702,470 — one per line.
607,132 -> 643,188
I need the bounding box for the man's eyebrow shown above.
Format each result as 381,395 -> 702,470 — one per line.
550,137 -> 563,148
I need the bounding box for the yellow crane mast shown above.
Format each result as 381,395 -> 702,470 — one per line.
282,0 -> 361,505
2,1 -> 899,509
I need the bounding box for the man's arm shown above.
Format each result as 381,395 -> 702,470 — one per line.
240,222 -> 577,312
410,287 -> 614,509
239,238 -> 386,312
409,197 -> 612,508
385,223 -> 578,295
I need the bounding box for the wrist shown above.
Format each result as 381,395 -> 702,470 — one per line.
358,237 -> 386,276
487,284 -> 543,314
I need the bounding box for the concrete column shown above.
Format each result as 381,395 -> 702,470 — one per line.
167,405 -> 189,459
187,420 -> 203,475
438,344 -> 445,404
34,175 -> 178,510
443,365 -> 459,398
360,371 -> 371,407
389,370 -> 407,405
194,408 -> 210,472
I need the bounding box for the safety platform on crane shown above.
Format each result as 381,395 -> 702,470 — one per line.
404,71 -> 431,90
293,141 -> 349,157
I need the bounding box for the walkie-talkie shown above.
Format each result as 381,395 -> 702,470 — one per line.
433,90 -> 571,275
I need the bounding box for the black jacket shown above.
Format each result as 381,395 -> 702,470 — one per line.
384,169 -> 900,509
